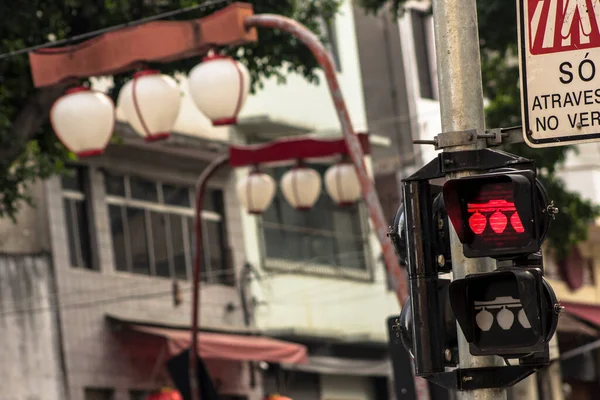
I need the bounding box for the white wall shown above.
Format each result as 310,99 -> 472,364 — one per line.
1,256 -> 67,400
556,144 -> 600,203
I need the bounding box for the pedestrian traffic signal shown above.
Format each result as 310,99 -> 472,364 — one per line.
443,169 -> 551,259
449,268 -> 559,358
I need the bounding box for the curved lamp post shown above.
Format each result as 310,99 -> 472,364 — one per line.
189,133 -> 370,399
188,15 -> 415,400
32,4 -> 416,400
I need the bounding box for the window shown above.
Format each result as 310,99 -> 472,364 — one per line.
104,171 -> 233,285
84,388 -> 114,400
261,165 -> 369,275
61,166 -> 94,270
411,9 -> 435,99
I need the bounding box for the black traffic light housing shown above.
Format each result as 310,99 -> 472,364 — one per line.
443,169 -> 551,259
387,149 -> 561,391
397,279 -> 459,367
449,267 -> 559,358
389,187 -> 451,273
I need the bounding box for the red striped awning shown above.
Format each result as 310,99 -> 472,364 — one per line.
128,324 -> 308,365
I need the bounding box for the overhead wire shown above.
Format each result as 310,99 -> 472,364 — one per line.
0,245 -> 374,308
0,277 -> 395,318
0,0 -> 232,60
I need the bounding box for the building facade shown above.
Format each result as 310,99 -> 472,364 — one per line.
1,128 -> 279,400
1,1 -> 417,400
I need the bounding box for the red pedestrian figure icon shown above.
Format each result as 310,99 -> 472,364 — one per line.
528,0 -> 600,54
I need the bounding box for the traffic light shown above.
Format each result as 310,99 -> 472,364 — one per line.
442,167 -> 560,361
387,150 -> 562,391
443,169 -> 551,259
449,267 -> 559,358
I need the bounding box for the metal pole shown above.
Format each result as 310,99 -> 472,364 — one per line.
244,14 -> 430,400
431,0 -> 506,399
190,153 -> 230,400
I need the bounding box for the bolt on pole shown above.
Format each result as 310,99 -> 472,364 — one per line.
431,0 -> 507,398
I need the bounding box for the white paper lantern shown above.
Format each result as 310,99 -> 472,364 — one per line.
50,87 -> 115,158
236,170 -> 276,214
280,166 -> 322,210
324,162 -> 361,206
118,70 -> 181,141
188,54 -> 250,126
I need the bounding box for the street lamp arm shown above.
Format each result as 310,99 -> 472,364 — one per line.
189,152 -> 230,400
244,14 -> 409,305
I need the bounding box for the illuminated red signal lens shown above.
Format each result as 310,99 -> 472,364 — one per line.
467,198 -> 523,236
460,182 -> 533,251
490,210 -> 508,234
469,212 -> 487,234
510,212 -> 525,233
443,170 -> 543,258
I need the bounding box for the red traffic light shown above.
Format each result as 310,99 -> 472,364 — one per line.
443,169 -> 550,259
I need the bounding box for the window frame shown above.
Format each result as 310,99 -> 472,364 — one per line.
258,165 -> 374,281
61,166 -> 98,271
104,172 -> 230,284
409,8 -> 436,100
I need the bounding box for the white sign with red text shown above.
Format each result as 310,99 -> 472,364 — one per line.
518,0 -> 600,147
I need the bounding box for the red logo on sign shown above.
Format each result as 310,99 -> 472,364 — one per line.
529,0 -> 600,54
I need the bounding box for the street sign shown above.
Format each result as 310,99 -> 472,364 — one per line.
517,0 -> 600,147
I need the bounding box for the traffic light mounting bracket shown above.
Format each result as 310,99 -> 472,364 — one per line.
425,365 -> 541,391
403,148 -> 535,183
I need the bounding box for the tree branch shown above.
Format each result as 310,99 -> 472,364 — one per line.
0,83 -> 70,164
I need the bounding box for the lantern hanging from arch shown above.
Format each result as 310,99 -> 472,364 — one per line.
50,86 -> 115,158
324,161 -> 361,206
188,54 -> 250,126
280,165 -> 322,210
236,168 -> 277,214
118,69 -> 181,142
